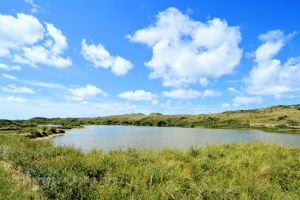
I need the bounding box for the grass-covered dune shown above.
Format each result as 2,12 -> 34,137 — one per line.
2,104 -> 300,134
0,134 -> 300,199
87,105 -> 300,133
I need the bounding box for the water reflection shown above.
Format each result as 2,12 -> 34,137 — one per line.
50,126 -> 300,151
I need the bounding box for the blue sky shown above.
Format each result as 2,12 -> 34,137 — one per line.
1,0 -> 300,119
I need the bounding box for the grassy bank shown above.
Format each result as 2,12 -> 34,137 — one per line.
85,105 -> 300,134
2,104 -> 300,134
0,134 -> 299,199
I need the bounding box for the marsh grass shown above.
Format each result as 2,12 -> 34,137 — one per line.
0,134 -> 299,199
0,160 -> 43,200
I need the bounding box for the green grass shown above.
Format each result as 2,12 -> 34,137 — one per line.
0,134 -> 299,199
2,104 -> 300,134
0,161 -> 43,200
86,105 -> 300,133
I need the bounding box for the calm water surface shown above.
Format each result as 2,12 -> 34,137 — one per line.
50,125 -> 300,151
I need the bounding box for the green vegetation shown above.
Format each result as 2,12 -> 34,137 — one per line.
0,134 -> 300,199
27,127 -> 65,139
0,118 -> 83,133
0,160 -> 43,200
0,119 -> 36,131
89,105 -> 300,133
4,105 -> 300,134
1,104 -> 299,199
1,104 -> 300,134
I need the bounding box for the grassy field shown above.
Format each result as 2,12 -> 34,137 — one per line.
0,134 -> 299,199
2,104 -> 300,135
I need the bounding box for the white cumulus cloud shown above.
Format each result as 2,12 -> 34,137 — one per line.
233,96 -> 263,106
162,89 -> 201,99
1,84 -> 34,94
5,96 -> 26,104
81,39 -> 133,76
118,90 -> 156,101
227,87 -> 239,93
0,13 -> 43,53
202,89 -> 222,97
14,23 -> 71,68
69,84 -> 107,101
245,30 -> 300,97
162,88 -> 221,100
0,13 -> 71,68
127,7 -> 242,87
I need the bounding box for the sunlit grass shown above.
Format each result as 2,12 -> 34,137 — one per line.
0,160 -> 43,200
0,134 -> 299,199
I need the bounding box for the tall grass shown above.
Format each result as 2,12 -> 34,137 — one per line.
0,161 -> 43,200
0,134 -> 300,199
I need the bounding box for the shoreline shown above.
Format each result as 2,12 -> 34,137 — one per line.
34,133 -> 64,140
32,124 -> 300,141
71,124 -> 300,135
30,125 -> 85,140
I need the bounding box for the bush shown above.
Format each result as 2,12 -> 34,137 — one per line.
58,129 -> 65,134
27,127 -> 63,138
278,116 -> 288,121
275,124 -> 289,129
287,120 -> 299,126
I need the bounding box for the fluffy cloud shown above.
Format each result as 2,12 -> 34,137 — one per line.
227,87 -> 239,93
81,39 -> 133,76
162,88 -> 221,99
221,96 -> 263,111
69,84 -> 107,101
0,13 -> 71,68
233,96 -> 263,106
162,89 -> 201,99
14,23 -> 71,67
202,89 -> 222,97
1,73 -> 18,80
1,84 -> 34,94
0,13 -> 43,53
159,100 -> 218,114
118,90 -> 156,101
245,30 -> 300,97
0,63 -> 21,71
127,7 -> 242,87
5,96 -> 26,104
221,103 -> 231,109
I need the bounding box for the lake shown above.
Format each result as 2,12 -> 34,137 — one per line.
50,125 -> 300,151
